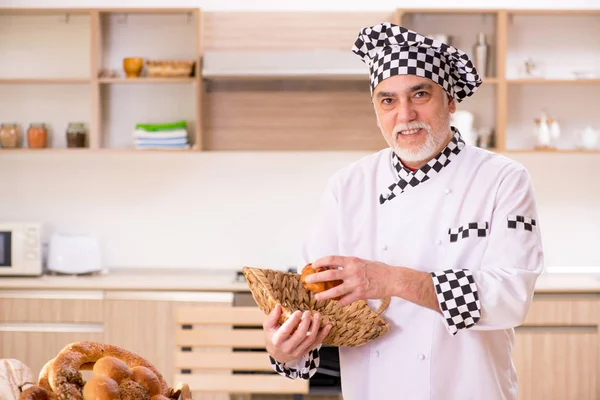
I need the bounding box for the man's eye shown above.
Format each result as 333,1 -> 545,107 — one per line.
415,91 -> 428,98
382,98 -> 393,105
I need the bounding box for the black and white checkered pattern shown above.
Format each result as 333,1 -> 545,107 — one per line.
269,348 -> 320,380
352,23 -> 482,101
430,269 -> 481,335
379,127 -> 465,204
508,215 -> 537,232
448,222 -> 489,243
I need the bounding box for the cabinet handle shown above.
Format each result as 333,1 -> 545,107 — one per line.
0,323 -> 104,333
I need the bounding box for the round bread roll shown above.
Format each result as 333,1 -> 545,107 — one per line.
82,376 -> 120,400
130,366 -> 161,397
92,357 -> 131,384
301,264 -> 343,299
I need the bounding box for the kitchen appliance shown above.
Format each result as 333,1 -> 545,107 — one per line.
47,233 -> 102,275
0,222 -> 43,276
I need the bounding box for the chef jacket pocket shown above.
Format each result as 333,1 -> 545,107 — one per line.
448,221 -> 489,243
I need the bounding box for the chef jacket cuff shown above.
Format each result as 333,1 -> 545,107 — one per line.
430,269 -> 481,335
269,347 -> 320,380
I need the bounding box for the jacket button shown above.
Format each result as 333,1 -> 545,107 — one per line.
375,351 -> 380,358
418,353 -> 426,360
445,188 -> 452,195
381,244 -> 388,251
436,240 -> 442,245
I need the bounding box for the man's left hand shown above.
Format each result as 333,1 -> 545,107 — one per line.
304,256 -> 393,307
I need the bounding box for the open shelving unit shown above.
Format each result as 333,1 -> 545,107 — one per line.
0,7 -> 201,152
1,7 -> 599,153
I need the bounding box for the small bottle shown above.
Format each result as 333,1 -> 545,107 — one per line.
27,123 -> 48,148
66,122 -> 87,148
473,32 -> 488,78
0,123 -> 19,148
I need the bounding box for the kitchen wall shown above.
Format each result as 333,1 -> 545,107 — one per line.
1,0 -> 599,272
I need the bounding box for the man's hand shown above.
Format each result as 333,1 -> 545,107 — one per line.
305,256 -> 393,307
306,255 -> 441,312
263,304 -> 332,364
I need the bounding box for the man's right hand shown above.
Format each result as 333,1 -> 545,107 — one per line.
263,304 -> 332,364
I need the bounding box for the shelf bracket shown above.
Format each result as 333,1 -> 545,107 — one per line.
186,12 -> 192,24
63,13 -> 70,24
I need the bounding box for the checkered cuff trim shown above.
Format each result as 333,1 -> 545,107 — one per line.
431,269 -> 481,335
269,348 -> 320,380
508,215 -> 537,231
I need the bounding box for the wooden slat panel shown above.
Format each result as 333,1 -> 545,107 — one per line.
175,374 -> 309,394
206,91 -> 387,151
522,296 -> 599,326
175,351 -> 272,370
0,298 -> 104,323
176,306 -> 265,325
201,12 -> 394,51
176,329 -> 265,347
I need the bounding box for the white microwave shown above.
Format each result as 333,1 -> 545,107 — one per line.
0,223 -> 43,276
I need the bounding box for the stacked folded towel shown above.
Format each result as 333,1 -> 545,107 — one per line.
133,120 -> 190,150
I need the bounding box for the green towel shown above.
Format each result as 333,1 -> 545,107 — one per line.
135,120 -> 187,132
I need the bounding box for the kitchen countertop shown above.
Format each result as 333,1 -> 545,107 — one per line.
0,268 -> 599,293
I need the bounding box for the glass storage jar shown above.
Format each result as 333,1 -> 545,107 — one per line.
27,123 -> 48,148
0,124 -> 20,148
66,122 -> 87,148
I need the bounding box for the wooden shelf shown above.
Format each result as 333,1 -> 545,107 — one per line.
98,77 -> 196,84
507,78 -> 600,84
2,8 -> 600,153
0,78 -> 90,84
0,147 -> 199,153
503,149 -> 600,154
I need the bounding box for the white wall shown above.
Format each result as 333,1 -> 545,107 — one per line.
1,0 -> 599,272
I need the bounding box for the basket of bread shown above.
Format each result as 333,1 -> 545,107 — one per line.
242,264 -> 390,347
5,341 -> 191,400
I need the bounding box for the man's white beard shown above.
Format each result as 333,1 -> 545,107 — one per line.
391,122 -> 446,163
375,110 -> 451,164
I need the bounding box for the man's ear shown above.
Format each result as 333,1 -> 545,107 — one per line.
447,94 -> 457,114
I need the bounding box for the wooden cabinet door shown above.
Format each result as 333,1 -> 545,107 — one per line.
0,331 -> 105,379
515,294 -> 599,400
103,291 -> 233,389
514,329 -> 597,400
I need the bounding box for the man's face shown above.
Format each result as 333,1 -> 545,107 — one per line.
372,75 -> 456,165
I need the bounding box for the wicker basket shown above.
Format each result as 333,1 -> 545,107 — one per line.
242,266 -> 390,347
146,60 -> 195,77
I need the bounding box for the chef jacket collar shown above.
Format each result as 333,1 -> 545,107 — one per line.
379,127 -> 465,205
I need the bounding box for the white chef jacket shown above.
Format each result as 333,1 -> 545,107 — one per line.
270,130 -> 544,400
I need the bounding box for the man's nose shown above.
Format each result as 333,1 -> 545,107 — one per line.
396,101 -> 417,124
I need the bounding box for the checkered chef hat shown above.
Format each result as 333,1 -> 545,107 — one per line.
352,22 -> 482,102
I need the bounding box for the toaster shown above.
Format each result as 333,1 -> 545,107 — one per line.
46,233 -> 103,275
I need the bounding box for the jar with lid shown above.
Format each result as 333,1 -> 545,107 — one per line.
27,123 -> 48,148
66,122 -> 87,148
0,124 -> 20,148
